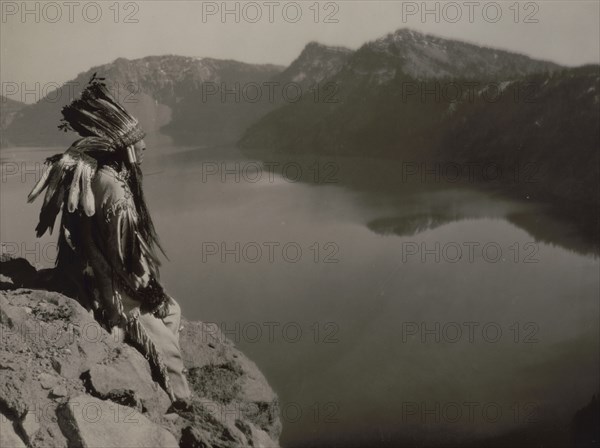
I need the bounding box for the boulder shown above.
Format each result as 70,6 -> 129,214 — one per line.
180,320 -> 281,440
0,411 -> 26,448
21,411 -> 41,444
0,256 -> 281,447
57,395 -> 179,448
83,345 -> 171,414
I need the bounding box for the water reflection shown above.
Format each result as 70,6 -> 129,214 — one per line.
1,145 -> 598,447
159,146 -> 599,447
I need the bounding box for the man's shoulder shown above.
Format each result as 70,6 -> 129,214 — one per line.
92,166 -> 133,206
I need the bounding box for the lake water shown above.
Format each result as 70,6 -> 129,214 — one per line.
1,145 -> 598,447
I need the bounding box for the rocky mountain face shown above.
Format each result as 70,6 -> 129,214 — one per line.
271,42 -> 352,90
354,28 -> 560,83
239,29 -> 599,209
0,255 -> 281,448
1,42 -> 353,149
2,56 -> 284,148
0,96 -> 26,147
240,28 -> 565,153
440,66 -> 600,205
240,27 -> 564,149
1,42 -> 354,150
153,43 -> 351,145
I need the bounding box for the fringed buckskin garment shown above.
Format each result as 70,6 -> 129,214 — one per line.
27,76 -> 191,402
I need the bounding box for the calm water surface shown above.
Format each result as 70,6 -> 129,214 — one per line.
1,146 -> 598,447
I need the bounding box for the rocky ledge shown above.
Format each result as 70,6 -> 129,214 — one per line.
0,256 -> 281,448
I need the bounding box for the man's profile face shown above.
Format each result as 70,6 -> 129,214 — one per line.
133,139 -> 146,164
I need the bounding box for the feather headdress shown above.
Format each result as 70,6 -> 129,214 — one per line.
27,137 -> 106,234
58,73 -> 146,149
28,74 -> 148,233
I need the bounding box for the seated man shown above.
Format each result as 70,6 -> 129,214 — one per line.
28,76 -> 191,403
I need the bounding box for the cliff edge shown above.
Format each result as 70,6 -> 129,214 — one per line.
0,256 -> 281,448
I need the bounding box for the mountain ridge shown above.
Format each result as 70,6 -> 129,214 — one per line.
238,30 -> 599,220
1,54 -> 286,148
1,29 -> 572,149
0,96 -> 27,147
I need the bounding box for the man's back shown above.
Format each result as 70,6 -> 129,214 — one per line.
27,80 -> 192,402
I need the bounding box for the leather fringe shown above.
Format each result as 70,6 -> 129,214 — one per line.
125,314 -> 176,402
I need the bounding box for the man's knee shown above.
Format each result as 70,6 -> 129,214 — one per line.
162,297 -> 182,337
168,297 -> 181,318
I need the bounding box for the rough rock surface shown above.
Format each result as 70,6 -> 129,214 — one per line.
56,395 -> 179,448
0,257 -> 281,447
1,411 -> 27,448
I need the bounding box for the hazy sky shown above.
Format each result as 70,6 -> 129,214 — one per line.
2,1 -> 599,102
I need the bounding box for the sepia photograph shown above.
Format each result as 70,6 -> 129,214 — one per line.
1,1 -> 599,447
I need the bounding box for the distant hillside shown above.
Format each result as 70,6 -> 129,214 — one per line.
355,28 -> 560,82
239,29 -> 599,209
271,42 -> 352,91
240,28 -> 563,152
441,66 -> 599,205
162,42 -> 352,145
0,96 -> 26,147
2,43 -> 355,149
2,56 -> 284,148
